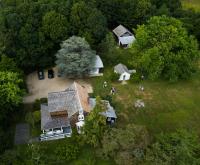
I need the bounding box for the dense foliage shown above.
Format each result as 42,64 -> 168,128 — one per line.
130,15 -> 199,81
83,96 -> 107,147
145,130 -> 200,164
56,36 -> 96,78
100,124 -> 149,165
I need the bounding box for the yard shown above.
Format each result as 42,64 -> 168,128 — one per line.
182,0 -> 200,11
23,67 -> 93,103
91,68 -> 200,137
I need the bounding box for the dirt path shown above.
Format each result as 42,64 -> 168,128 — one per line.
23,68 -> 93,103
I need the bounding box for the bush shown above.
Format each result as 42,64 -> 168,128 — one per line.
110,72 -> 119,82
33,99 -> 41,111
130,72 -> 141,83
55,143 -> 80,161
25,112 -> 34,128
33,111 -> 41,124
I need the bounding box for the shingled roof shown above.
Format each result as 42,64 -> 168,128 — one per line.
113,25 -> 133,37
114,63 -> 130,74
41,82 -> 90,130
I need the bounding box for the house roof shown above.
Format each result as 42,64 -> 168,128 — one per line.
89,98 -> 117,119
119,36 -> 135,45
41,82 -> 90,130
113,25 -> 133,37
92,55 -> 104,68
114,63 -> 130,74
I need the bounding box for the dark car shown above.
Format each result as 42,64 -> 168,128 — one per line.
48,69 -> 54,79
37,69 -> 45,80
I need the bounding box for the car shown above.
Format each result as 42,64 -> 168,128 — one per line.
48,69 -> 54,79
37,69 -> 45,80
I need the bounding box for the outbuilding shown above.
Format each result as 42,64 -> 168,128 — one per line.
114,63 -> 136,81
113,25 -> 135,48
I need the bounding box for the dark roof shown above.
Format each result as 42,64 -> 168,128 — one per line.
113,25 -> 133,37
114,63 -> 130,74
89,98 -> 117,119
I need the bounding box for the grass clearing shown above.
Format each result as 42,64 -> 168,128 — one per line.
182,0 -> 200,12
91,68 -> 200,138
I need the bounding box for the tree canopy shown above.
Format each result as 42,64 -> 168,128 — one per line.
56,36 -> 96,78
130,15 -> 200,82
145,130 -> 200,164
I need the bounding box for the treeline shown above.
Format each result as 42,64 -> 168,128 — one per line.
0,0 -> 199,73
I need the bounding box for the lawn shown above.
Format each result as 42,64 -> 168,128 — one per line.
91,68 -> 200,138
182,0 -> 200,12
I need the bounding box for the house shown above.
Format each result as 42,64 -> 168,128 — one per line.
89,98 -> 117,125
40,82 -> 91,141
89,55 -> 104,76
113,25 -> 135,48
40,81 -> 117,141
114,63 -> 136,81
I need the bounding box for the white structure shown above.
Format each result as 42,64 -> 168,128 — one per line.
89,55 -> 104,76
113,25 -> 135,48
114,63 -> 136,81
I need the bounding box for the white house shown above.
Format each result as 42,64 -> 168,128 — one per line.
114,63 -> 136,81
89,55 -> 104,76
113,25 -> 135,48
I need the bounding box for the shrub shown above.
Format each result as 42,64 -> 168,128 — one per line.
33,99 -> 41,111
130,72 -> 141,83
33,111 -> 41,124
110,72 -> 119,82
55,143 -> 80,161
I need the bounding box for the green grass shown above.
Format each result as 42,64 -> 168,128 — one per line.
182,0 -> 200,12
91,69 -> 200,138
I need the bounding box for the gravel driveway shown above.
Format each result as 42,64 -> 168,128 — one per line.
23,67 -> 93,103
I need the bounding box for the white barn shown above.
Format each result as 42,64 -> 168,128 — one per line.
114,63 -> 136,81
89,55 -> 104,76
113,25 -> 135,48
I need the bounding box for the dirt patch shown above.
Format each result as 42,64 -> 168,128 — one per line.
23,68 -> 93,103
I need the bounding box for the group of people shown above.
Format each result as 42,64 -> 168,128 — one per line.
103,81 -> 116,95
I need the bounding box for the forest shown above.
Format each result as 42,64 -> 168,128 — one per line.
0,0 -> 200,164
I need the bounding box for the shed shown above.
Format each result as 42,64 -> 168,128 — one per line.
114,63 -> 136,81
113,25 -> 135,47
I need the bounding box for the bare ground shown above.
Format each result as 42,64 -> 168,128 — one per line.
23,68 -> 93,103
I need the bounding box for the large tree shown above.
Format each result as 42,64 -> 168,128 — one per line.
144,130 -> 200,165
130,16 -> 200,82
83,96 -> 107,147
70,1 -> 107,47
100,124 -> 149,165
0,0 -> 71,72
96,0 -> 151,29
55,36 -> 96,78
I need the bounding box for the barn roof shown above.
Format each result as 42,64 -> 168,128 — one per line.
113,25 -> 133,37
92,55 -> 104,68
114,63 -> 130,74
41,82 -> 90,130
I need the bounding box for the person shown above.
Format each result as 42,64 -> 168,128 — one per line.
103,81 -> 107,88
110,87 -> 116,95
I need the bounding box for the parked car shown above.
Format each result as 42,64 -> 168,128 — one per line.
48,69 -> 54,79
38,69 -> 45,80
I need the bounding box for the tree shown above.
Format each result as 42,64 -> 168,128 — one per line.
0,71 -> 24,112
55,36 -> 96,78
144,130 -> 200,165
130,16 -> 200,82
42,11 -> 69,41
100,124 -> 149,165
96,0 -> 151,29
0,1 -> 71,72
83,96 -> 107,147
70,1 -> 107,46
